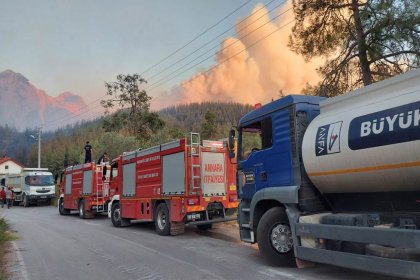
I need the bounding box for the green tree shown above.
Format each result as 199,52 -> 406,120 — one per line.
201,110 -> 218,139
290,0 -> 420,96
102,74 -> 164,139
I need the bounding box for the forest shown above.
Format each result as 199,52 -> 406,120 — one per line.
0,101 -> 252,176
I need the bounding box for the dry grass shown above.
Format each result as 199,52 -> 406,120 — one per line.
0,218 -> 17,280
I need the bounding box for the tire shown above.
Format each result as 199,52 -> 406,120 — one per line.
111,202 -> 122,227
78,200 -> 86,219
22,193 -> 29,208
197,224 -> 213,230
154,203 -> 170,236
58,198 -> 70,215
257,207 -> 295,266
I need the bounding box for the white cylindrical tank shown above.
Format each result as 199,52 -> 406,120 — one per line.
302,69 -> 420,193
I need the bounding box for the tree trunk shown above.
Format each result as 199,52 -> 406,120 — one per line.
352,0 -> 373,85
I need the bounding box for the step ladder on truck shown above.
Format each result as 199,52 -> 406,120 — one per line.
107,132 -> 239,235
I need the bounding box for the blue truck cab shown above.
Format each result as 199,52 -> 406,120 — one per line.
233,95 -> 324,252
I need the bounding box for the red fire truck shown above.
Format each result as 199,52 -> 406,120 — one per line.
107,133 -> 238,235
58,162 -> 117,218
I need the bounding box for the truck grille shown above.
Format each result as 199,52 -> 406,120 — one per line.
36,190 -> 50,193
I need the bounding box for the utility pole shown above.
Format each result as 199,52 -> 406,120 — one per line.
38,128 -> 42,168
31,128 -> 42,168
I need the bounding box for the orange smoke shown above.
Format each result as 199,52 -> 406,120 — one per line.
151,2 -> 321,110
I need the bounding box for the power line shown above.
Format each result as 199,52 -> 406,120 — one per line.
38,94 -> 107,129
145,0 -> 280,83
38,1 -> 292,131
39,1 -> 255,130
147,19 -> 295,93
140,0 -> 253,76
42,102 -> 105,131
45,111 -> 103,131
146,6 -> 293,91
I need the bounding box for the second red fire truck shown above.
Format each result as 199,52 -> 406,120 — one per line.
108,133 -> 238,235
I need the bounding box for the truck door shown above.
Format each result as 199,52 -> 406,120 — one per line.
238,117 -> 272,200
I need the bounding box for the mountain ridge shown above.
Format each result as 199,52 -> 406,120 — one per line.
0,70 -> 88,130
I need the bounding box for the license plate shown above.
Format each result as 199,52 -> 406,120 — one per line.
40,196 -> 47,199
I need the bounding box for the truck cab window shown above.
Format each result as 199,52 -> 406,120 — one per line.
25,175 -> 54,186
240,117 -> 272,160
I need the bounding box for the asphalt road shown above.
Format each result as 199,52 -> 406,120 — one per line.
1,206 -> 401,280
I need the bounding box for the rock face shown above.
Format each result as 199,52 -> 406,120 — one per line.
0,70 -> 87,131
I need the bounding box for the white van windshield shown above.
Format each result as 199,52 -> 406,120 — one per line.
25,175 -> 54,186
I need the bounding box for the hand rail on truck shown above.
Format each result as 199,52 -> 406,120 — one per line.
190,132 -> 201,192
96,165 -> 105,213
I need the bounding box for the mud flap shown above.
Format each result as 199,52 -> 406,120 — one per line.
170,221 -> 185,236
295,258 -> 315,268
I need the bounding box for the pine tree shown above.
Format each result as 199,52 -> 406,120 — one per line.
290,0 -> 420,96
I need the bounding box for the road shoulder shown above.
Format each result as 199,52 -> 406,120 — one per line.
4,241 -> 28,280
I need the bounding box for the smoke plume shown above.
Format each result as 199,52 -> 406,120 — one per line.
151,2 -> 321,109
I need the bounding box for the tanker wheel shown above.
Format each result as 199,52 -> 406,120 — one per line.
257,207 -> 295,266
111,202 -> 122,227
78,200 -> 86,219
22,193 -> 29,208
197,224 -> 213,230
58,198 -> 70,215
155,203 -> 170,236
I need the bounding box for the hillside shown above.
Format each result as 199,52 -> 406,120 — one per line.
0,102 -> 252,174
159,102 -> 252,130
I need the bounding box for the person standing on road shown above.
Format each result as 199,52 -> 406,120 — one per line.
5,187 -> 12,209
10,187 -> 14,207
0,187 -> 6,208
83,141 -> 93,163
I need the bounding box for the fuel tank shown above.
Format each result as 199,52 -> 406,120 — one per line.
302,69 -> 420,193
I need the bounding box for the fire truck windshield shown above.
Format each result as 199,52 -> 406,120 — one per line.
25,175 -> 54,186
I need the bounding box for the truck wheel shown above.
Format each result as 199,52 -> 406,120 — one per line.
257,207 -> 295,266
111,202 -> 122,227
155,203 -> 170,236
78,200 -> 86,219
22,193 -> 29,207
197,224 -> 213,230
59,198 -> 70,215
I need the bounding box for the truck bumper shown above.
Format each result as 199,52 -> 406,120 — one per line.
28,194 -> 55,202
186,216 -> 236,226
91,204 -> 108,212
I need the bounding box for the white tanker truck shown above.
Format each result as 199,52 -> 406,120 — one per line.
230,69 -> 420,279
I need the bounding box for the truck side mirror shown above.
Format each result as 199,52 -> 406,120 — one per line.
228,129 -> 236,159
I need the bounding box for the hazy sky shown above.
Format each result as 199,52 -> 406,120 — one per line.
0,1 -> 260,102
1,0 -> 323,122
